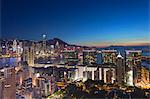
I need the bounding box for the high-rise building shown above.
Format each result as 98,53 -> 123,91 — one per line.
0,67 -> 16,99
125,50 -> 142,86
55,41 -> 60,49
75,65 -> 98,81
101,66 -> 116,84
101,50 -> 117,65
1,45 -> 6,55
16,41 -> 23,56
16,64 -> 31,85
62,50 -> 78,65
13,39 -> 17,52
0,77 -> 4,99
22,78 -> 32,90
75,65 -> 116,83
23,43 -> 35,66
139,66 -> 150,88
83,50 -> 97,65
42,34 -> 47,52
116,53 -> 125,85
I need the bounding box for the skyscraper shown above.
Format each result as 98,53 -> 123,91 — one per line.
116,53 -> 125,85
23,43 -> 35,66
125,50 -> 142,86
0,77 -> 4,99
101,50 -> 117,65
83,50 -> 97,65
13,40 -> 17,52
42,34 -> 47,52
62,50 -> 78,65
0,67 -> 16,99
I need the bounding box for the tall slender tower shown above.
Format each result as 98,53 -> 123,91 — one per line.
13,39 -> 17,52
42,34 -> 47,53
116,52 -> 125,85
23,42 -> 35,66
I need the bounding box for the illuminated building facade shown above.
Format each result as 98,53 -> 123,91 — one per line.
125,50 -> 142,86
42,34 -> 47,52
32,67 -> 58,97
0,40 -> 23,58
22,78 -> 32,90
16,41 -> 23,56
136,66 -> 150,88
1,42 -> 7,55
83,50 -> 97,65
101,66 -> 116,84
78,51 -> 83,65
75,65 -> 98,81
75,65 -> 115,83
101,50 -> 117,65
116,53 -> 125,85
0,67 -> 16,99
16,63 -> 31,87
0,77 -> 4,99
62,50 -> 78,65
23,43 -> 35,66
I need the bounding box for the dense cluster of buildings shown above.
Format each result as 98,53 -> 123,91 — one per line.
0,36 -> 149,98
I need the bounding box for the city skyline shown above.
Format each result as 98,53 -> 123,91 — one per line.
1,0 -> 149,47
0,1 -> 150,98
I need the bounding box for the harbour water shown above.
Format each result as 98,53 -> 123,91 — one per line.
0,57 -> 20,68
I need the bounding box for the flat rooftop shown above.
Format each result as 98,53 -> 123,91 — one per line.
101,50 -> 117,52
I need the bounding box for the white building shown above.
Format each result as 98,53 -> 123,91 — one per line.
74,65 -> 115,83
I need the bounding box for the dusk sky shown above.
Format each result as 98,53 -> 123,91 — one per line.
1,0 -> 149,46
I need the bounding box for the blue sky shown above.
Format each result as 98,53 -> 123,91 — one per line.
1,0 -> 149,46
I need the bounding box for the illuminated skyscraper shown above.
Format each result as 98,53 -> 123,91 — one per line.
125,50 -> 142,86
0,77 -> 4,99
83,50 -> 97,65
23,43 -> 35,66
55,41 -> 60,49
0,67 -> 16,99
116,53 -> 125,85
13,39 -> 17,52
42,34 -> 47,52
101,50 -> 117,65
16,41 -> 23,56
62,50 -> 78,65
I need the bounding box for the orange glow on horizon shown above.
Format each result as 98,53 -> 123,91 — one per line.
80,42 -> 150,47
